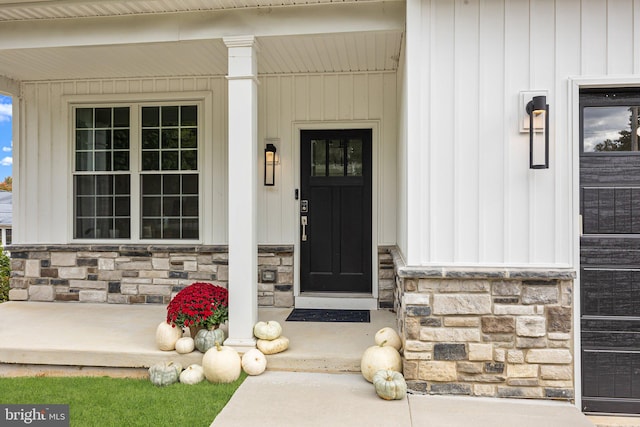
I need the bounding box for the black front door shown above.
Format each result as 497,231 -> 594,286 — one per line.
580,89 -> 640,414
300,129 -> 372,293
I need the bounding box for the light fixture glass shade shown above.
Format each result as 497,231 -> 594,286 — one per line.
526,95 -> 549,169
264,143 -> 277,186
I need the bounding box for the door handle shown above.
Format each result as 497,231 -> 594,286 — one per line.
301,216 -> 308,241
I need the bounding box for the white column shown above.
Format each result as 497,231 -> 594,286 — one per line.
223,35 -> 259,351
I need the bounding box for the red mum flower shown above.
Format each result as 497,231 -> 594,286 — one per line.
166,282 -> 229,329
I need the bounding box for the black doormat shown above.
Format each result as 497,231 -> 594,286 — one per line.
285,308 -> 370,323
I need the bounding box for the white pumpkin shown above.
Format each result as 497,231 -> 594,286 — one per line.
190,363 -> 204,373
179,364 -> 205,385
155,321 -> 183,351
256,336 -> 289,355
175,337 -> 195,354
202,343 -> 242,383
360,342 -> 402,383
253,321 -> 283,340
241,349 -> 267,375
374,327 -> 403,351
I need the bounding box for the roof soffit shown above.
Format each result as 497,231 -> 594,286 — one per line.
0,0 -> 404,22
0,2 -> 404,50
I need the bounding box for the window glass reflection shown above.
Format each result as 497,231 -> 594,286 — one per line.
583,106 -> 640,152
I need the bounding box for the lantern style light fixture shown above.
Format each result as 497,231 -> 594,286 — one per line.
264,142 -> 277,186
526,95 -> 549,169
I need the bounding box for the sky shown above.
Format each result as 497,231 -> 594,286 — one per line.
0,95 -> 12,181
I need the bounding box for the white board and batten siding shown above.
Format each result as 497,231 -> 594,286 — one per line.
16,72 -> 398,246
258,73 -> 397,246
399,0 -> 640,269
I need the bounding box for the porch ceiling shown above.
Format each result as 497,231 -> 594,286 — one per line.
0,0 -> 403,82
0,31 -> 403,81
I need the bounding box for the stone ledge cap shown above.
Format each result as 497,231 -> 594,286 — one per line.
397,266 -> 576,280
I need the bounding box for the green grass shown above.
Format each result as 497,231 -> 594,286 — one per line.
0,374 -> 246,426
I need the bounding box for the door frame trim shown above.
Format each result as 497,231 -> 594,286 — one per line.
292,120 -> 380,310
569,75 -> 640,412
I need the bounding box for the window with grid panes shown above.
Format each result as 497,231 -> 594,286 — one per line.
73,104 -> 199,240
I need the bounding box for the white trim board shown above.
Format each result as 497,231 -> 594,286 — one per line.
292,120 -> 381,310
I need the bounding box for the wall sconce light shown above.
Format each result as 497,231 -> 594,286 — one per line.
526,95 -> 549,169
264,142 -> 277,186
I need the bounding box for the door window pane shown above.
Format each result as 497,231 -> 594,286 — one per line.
583,106 -> 640,152
328,139 -> 344,176
311,137 -> 364,177
347,139 -> 363,176
311,139 -> 327,176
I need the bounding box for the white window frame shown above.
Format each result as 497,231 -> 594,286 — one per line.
66,91 -> 212,244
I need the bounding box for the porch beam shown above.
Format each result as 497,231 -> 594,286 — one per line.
224,35 -> 259,352
0,2 -> 404,50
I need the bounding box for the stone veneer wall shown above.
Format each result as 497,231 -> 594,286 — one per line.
390,248 -> 576,401
378,247 -> 396,309
8,245 -> 294,306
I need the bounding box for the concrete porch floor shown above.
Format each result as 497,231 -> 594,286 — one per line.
0,301 -> 634,427
0,301 -> 396,376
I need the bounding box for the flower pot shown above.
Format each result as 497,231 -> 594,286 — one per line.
189,325 -> 203,339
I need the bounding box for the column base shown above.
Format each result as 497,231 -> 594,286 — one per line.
223,337 -> 257,353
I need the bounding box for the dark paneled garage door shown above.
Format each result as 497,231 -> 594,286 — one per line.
580,89 -> 640,414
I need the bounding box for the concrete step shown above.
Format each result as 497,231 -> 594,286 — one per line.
259,307 -> 396,373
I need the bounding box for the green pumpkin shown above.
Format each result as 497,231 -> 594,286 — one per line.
149,361 -> 182,387
372,370 -> 407,400
195,328 -> 226,353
